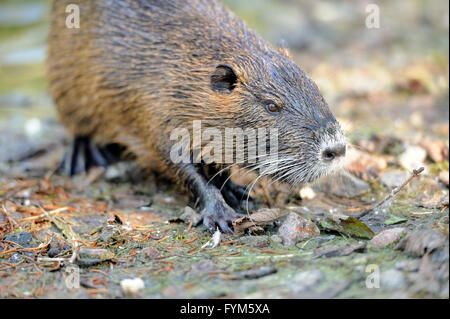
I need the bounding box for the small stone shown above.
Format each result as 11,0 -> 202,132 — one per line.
277,213 -> 320,246
380,171 -> 409,188
5,231 -> 32,248
145,246 -> 160,259
346,147 -> 388,179
399,145 -> 427,172
380,269 -> 406,290
120,278 -> 145,296
104,162 -> 128,180
299,186 -> 316,200
179,206 -> 201,226
371,228 -> 406,247
395,230 -> 445,256
317,172 -> 370,198
47,248 -> 61,258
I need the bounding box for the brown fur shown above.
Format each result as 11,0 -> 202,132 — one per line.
48,0 -> 345,232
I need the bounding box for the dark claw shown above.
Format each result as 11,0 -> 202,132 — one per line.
218,220 -> 234,234
87,140 -> 109,168
203,215 -> 216,234
200,198 -> 241,234
60,136 -> 116,176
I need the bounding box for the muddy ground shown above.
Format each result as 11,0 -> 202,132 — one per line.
0,0 -> 448,298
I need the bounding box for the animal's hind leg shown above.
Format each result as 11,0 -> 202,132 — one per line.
60,136 -> 117,176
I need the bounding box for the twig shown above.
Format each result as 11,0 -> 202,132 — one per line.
0,239 -> 51,258
19,206 -> 71,222
38,205 -> 80,264
355,167 -> 424,219
1,204 -> 18,231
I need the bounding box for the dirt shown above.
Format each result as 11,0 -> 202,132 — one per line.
0,0 -> 448,299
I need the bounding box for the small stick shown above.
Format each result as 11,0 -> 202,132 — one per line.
19,206 -> 71,222
355,167 -> 424,219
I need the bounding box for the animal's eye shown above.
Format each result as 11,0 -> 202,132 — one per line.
265,100 -> 280,114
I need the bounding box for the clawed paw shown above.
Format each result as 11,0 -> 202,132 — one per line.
201,200 -> 243,234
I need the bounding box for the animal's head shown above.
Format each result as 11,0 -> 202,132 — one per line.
208,46 -> 347,187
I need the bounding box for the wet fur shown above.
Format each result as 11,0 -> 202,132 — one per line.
47,0 -> 344,232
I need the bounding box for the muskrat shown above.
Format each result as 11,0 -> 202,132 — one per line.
47,0 -> 347,233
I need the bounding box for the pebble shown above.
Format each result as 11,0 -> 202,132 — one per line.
371,228 -> 406,247
120,278 -> 145,296
395,230 -> 445,256
178,206 -> 202,226
316,172 -> 370,198
277,213 -> 320,246
5,231 -> 32,248
299,186 -> 316,200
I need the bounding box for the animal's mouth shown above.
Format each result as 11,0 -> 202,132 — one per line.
243,127 -> 348,188
285,141 -> 348,187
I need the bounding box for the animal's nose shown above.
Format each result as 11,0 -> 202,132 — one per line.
322,144 -> 346,161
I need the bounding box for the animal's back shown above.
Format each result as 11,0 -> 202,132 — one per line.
47,0 -> 260,165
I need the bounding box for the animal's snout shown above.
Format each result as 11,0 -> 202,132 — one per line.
322,144 -> 346,161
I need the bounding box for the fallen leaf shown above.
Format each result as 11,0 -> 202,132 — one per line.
233,208 -> 280,235
320,214 -> 374,239
201,228 -> 221,249
384,215 -> 408,225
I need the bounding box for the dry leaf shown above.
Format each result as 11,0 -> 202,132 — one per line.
232,208 -> 280,235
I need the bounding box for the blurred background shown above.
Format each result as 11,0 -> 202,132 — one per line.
0,0 -> 448,299
0,0 -> 448,171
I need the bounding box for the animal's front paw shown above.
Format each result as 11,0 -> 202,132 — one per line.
201,199 -> 243,234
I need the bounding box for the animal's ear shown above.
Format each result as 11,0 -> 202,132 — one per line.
210,64 -> 238,94
277,39 -> 292,60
